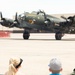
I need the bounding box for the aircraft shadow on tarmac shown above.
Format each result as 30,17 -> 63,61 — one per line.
1,37 -> 75,41
62,38 -> 75,41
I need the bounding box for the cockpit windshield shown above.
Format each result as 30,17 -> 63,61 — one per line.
19,13 -> 25,18
38,13 -> 44,16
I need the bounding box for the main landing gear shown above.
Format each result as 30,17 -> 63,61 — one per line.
55,32 -> 64,40
23,30 -> 30,39
23,30 -> 64,40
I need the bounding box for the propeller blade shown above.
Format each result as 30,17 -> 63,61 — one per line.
61,16 -> 67,20
0,12 -> 3,24
1,12 -> 2,19
15,12 -> 18,21
11,12 -> 19,27
0,12 -> 3,20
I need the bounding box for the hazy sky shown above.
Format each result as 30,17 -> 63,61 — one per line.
0,0 -> 75,18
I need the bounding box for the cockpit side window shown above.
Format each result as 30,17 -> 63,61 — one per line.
38,13 -> 44,16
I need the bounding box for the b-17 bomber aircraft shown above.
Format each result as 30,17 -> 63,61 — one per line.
0,10 -> 75,40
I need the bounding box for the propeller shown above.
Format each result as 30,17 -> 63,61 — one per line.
68,15 -> 75,20
0,12 -> 5,24
10,12 -> 19,27
68,15 -> 75,23
14,12 -> 20,24
61,15 -> 73,23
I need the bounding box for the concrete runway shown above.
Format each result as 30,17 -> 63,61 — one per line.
0,33 -> 75,75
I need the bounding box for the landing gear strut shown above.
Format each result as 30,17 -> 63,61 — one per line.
23,30 -> 30,39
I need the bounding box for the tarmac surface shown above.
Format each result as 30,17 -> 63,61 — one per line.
0,33 -> 75,75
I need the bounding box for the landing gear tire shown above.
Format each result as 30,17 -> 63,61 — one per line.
23,30 -> 30,39
55,32 -> 62,40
